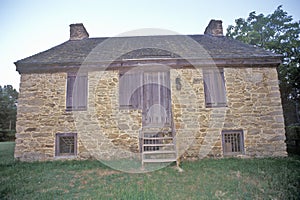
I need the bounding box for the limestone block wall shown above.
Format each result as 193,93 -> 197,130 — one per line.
15,66 -> 287,161
170,68 -> 205,159
15,73 -> 89,161
225,67 -> 286,157
171,67 -> 287,160
15,70 -> 142,161
78,70 -> 141,160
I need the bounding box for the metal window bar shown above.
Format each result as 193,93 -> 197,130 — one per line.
223,131 -> 244,154
59,136 -> 75,154
55,133 -> 77,157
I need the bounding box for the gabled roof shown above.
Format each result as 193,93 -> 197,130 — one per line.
15,34 -> 282,73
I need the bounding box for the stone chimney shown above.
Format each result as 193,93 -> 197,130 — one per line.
204,20 -> 223,36
69,23 -> 89,40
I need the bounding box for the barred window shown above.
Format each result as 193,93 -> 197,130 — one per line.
55,133 -> 77,157
222,130 -> 244,155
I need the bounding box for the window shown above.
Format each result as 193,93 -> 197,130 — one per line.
222,130 -> 244,155
203,68 -> 227,107
66,72 -> 87,110
119,72 -> 143,109
55,133 -> 77,157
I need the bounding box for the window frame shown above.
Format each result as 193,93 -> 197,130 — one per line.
221,130 -> 245,156
55,133 -> 77,157
66,72 -> 88,111
203,68 -> 227,108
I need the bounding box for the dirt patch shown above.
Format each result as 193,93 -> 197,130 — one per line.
95,169 -> 120,176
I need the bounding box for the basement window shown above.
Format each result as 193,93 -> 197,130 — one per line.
55,133 -> 77,157
222,130 -> 244,156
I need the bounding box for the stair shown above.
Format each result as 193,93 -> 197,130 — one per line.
140,127 -> 177,166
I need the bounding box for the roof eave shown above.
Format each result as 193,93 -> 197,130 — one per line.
15,56 -> 282,74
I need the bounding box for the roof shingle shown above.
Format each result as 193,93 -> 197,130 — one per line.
15,34 -> 282,73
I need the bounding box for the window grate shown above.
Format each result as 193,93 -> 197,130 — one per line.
222,130 -> 244,155
55,133 -> 77,157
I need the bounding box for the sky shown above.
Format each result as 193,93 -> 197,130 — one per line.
1,0 -> 300,91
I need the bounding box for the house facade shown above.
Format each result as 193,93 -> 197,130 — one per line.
14,20 -> 287,163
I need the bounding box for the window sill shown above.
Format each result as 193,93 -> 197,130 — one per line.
205,104 -> 228,108
119,106 -> 141,110
223,152 -> 245,156
66,108 -> 87,112
54,155 -> 77,160
205,106 -> 228,109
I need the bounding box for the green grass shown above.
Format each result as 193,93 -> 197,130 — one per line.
1,142 -> 300,199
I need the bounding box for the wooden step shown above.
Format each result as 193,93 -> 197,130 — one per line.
142,126 -> 171,129
143,132 -> 172,136
141,126 -> 177,165
142,150 -> 176,155
143,137 -> 173,140
143,158 -> 177,163
142,129 -> 172,133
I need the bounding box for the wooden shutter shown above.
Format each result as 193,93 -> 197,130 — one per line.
66,74 -> 75,109
119,73 -> 131,108
66,73 -> 87,110
76,75 -> 88,109
130,73 -> 143,109
216,70 -> 226,106
119,72 -> 142,109
203,69 -> 226,107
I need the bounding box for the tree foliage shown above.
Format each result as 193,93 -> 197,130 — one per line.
0,85 -> 18,130
226,6 -> 300,125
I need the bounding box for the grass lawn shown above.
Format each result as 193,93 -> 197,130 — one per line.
0,142 -> 299,199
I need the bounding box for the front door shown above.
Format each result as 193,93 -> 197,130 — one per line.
143,71 -> 171,127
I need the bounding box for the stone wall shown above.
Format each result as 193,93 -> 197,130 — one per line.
15,73 -> 89,161
15,70 -> 142,161
171,67 -> 287,160
75,70 -> 141,160
15,66 -> 287,161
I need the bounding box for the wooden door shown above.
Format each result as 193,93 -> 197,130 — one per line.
143,71 -> 171,127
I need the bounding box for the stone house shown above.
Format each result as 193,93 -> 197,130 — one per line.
14,20 -> 287,164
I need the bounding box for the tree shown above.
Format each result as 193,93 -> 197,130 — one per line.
0,85 -> 18,131
226,5 -> 300,125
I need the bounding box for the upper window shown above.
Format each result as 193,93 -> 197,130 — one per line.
203,68 -> 227,108
66,72 -> 88,111
119,72 -> 143,109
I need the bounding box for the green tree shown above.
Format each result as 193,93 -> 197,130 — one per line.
226,5 -> 300,125
0,85 -> 18,131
